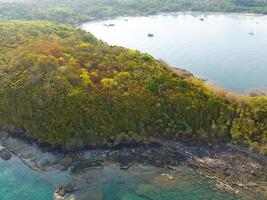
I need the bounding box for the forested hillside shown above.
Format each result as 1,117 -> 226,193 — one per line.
0,20 -> 266,153
0,0 -> 267,24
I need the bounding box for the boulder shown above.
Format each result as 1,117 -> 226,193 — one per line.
54,184 -> 78,198
0,148 -> 11,161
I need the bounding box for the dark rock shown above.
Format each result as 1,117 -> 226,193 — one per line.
55,183 -> 78,197
0,148 -> 11,160
0,130 -> 9,138
120,162 -> 134,170
167,165 -> 176,171
223,170 -> 231,177
248,170 -> 256,176
71,160 -> 103,174
114,151 -> 136,166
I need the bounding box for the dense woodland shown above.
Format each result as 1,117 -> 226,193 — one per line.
0,20 -> 266,154
0,0 -> 267,24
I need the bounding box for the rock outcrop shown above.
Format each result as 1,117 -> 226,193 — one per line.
54,184 -> 78,200
0,148 -> 11,160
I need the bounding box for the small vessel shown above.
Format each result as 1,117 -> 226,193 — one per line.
147,33 -> 154,37
200,18 -> 204,21
104,23 -> 115,27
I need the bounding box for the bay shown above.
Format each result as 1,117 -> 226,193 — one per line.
81,13 -> 267,93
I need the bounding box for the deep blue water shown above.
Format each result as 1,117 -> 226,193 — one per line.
81,13 -> 267,93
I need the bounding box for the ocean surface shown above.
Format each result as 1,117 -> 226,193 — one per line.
81,12 -> 267,93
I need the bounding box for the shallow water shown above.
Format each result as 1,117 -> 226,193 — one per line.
0,151 -> 261,200
0,145 -> 70,200
81,12 -> 267,93
101,165 -> 242,200
0,152 -> 53,200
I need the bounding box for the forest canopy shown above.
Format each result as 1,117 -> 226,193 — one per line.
0,20 -> 266,154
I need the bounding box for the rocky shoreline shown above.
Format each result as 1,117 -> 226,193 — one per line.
0,129 -> 266,200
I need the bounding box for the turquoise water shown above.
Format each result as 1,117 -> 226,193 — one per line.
81,13 -> 267,93
0,155 -> 53,200
0,155 -> 258,200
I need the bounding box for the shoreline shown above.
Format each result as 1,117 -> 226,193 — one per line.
0,7 -> 266,200
79,11 -> 267,26
0,130 -> 266,199
80,13 -> 267,96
